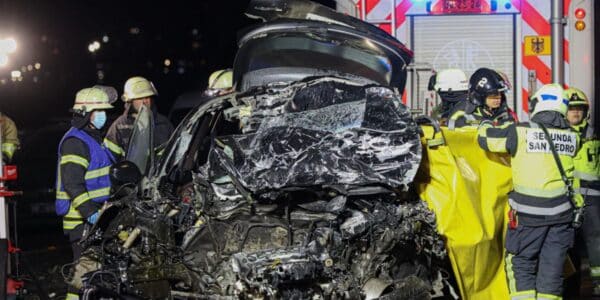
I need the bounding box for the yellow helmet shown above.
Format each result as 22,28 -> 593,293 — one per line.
208,69 -> 233,90
73,86 -> 116,112
565,87 -> 589,119
122,76 -> 158,102
565,87 -> 589,107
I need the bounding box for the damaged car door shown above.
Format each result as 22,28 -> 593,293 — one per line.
126,105 -> 154,175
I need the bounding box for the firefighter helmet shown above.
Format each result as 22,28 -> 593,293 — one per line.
530,83 -> 567,118
73,86 -> 116,113
122,76 -> 158,102
565,87 -> 589,107
565,87 -> 589,119
495,70 -> 512,91
208,69 -> 233,90
433,69 -> 468,92
468,68 -> 508,106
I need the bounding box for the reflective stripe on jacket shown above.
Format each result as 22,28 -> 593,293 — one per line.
478,122 -> 579,225
0,114 -> 19,160
572,121 -> 600,202
448,106 -> 515,130
55,127 -> 114,230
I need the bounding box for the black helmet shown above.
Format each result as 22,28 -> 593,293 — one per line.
468,68 -> 508,106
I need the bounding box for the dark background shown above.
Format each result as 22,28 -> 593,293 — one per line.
0,0 -> 334,128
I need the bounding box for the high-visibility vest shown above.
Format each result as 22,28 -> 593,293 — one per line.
509,123 -> 578,218
448,107 -> 513,130
572,121 -> 600,198
0,114 -> 19,160
55,127 -> 115,230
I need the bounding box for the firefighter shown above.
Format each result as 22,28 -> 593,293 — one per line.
104,76 -> 174,159
428,69 -> 470,125
565,87 -> 600,295
477,83 -> 583,299
0,113 -> 19,163
55,86 -> 117,300
448,67 -> 517,129
205,69 -> 233,97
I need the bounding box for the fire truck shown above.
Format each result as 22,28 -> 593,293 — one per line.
336,0 -> 595,122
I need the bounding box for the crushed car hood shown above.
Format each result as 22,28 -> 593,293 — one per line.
203,76 -> 421,195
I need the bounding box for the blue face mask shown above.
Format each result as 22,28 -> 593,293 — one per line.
91,111 -> 107,129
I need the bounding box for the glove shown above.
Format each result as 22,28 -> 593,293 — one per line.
87,212 -> 99,225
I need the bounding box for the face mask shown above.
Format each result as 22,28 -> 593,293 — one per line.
91,111 -> 107,129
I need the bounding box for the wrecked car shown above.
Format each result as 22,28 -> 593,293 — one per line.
74,0 -> 450,299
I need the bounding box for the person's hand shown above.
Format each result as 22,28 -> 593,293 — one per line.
87,212 -> 99,225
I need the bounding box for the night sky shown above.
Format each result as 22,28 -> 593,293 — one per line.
0,0 -> 334,129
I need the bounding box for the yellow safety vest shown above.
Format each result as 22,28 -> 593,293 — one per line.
0,114 -> 19,161
448,107 -> 513,130
510,124 -> 578,215
572,121 -> 600,197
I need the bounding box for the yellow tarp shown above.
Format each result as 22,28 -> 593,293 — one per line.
416,126 -> 511,299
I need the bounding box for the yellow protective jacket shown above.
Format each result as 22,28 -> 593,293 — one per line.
0,113 -> 19,161
572,120 -> 600,202
448,106 -> 516,130
477,122 -> 580,226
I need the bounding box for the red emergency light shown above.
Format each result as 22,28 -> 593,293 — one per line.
574,8 -> 586,19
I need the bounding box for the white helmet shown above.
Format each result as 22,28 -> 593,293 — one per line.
122,76 -> 158,102
530,83 -> 567,118
73,85 -> 116,113
433,69 -> 468,92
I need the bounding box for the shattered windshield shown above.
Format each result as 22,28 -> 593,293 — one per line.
152,95 -> 233,180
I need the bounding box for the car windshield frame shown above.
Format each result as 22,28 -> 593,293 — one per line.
149,94 -> 234,180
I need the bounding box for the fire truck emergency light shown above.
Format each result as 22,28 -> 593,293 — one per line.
574,8 -> 586,31
575,20 -> 586,31
575,8 -> 586,19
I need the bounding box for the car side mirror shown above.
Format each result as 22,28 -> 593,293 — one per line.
110,160 -> 142,187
